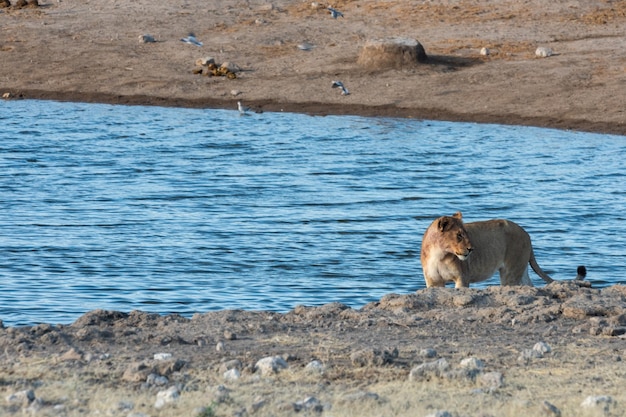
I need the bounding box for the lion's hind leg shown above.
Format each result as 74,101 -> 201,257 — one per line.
499,267 -> 534,286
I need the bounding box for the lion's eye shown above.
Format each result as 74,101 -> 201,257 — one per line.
457,233 -> 463,242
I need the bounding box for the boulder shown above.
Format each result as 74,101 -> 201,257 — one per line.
358,38 -> 427,69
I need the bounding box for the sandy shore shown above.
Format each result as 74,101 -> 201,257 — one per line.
1,1 -> 626,416
0,0 -> 625,135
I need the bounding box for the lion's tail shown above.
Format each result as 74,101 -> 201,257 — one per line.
529,248 -> 554,283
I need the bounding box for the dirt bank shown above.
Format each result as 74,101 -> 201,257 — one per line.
1,281 -> 625,416
0,0 -> 625,134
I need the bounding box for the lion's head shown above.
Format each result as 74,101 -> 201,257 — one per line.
435,212 -> 473,260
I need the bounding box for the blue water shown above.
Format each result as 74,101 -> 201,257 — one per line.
0,100 -> 624,326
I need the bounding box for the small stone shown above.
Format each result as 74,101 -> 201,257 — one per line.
153,352 -> 172,361
146,373 -> 169,386
223,368 -> 241,381
542,400 -> 561,416
216,341 -> 225,352
154,386 -> 179,409
581,395 -> 613,410
305,360 -> 325,374
6,389 -> 36,406
230,90 -> 242,97
1,92 -> 10,99
250,397 -> 266,412
535,47 -> 553,57
139,34 -> 156,43
460,357 -> 484,371
296,396 -> 323,412
255,356 -> 288,376
409,358 -> 449,381
195,57 -> 215,66
219,359 -> 242,373
420,348 -> 437,358
480,371 -> 504,389
207,385 -> 230,404
480,47 -> 490,56
518,348 -> 543,362
533,341 -> 551,354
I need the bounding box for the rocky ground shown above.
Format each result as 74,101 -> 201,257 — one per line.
1,0 -> 626,416
1,281 -> 625,416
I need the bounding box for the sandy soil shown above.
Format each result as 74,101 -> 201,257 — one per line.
0,0 -> 625,134
1,1 -> 626,416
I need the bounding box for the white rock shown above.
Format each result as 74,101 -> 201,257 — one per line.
480,47 -> 490,56
146,373 -> 169,386
408,358 -> 449,381
255,356 -> 288,375
535,47 -> 553,57
581,395 -> 613,408
6,389 -> 35,406
154,386 -> 179,409
223,368 -> 241,381
153,352 -> 172,361
305,360 -> 325,374
533,341 -> 551,354
460,357 -> 485,370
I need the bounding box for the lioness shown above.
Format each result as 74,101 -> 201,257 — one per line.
420,212 -> 554,288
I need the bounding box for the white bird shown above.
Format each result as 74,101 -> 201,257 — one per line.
327,6 -> 344,19
237,101 -> 250,115
331,80 -> 350,95
180,33 -> 203,47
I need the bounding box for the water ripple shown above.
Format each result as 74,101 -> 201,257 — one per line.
0,100 -> 624,326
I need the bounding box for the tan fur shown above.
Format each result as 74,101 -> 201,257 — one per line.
420,212 -> 554,288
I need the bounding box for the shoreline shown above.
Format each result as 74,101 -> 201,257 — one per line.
6,89 -> 625,136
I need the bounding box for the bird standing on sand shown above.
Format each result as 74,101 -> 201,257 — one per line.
327,6 -> 344,19
180,33 -> 203,47
331,80 -> 350,95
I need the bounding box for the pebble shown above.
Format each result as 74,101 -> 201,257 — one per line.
146,373 -> 169,386
296,396 -> 323,412
255,356 -> 288,375
542,400 -> 562,416
533,341 -> 551,354
6,389 -> 36,406
153,352 -> 172,361
138,34 -> 156,43
581,395 -> 613,410
305,359 -> 325,374
154,386 -> 179,409
535,46 -> 553,57
480,371 -> 504,389
223,368 -> 241,381
460,357 -> 484,370
480,47 -> 490,56
408,358 -> 449,381
419,348 -> 437,358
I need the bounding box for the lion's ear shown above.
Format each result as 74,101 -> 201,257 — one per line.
438,218 -> 450,232
453,212 -> 463,220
